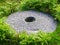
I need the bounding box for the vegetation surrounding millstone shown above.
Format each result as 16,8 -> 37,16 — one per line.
20,0 -> 60,21
58,0 -> 60,3
0,0 -> 20,18
0,17 -> 18,45
20,0 -> 57,11
51,4 -> 60,21
0,0 -> 60,45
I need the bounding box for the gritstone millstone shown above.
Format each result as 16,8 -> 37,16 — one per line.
6,11 -> 57,33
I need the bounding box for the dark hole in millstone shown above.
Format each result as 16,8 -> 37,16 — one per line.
25,17 -> 35,22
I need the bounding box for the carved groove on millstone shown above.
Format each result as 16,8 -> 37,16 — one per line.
6,11 -> 57,33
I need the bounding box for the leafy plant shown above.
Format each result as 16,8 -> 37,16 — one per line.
20,0 -> 57,12
0,17 -> 17,44
0,0 -> 20,18
51,4 -> 60,21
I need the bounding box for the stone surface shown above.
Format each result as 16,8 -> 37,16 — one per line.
6,11 -> 57,33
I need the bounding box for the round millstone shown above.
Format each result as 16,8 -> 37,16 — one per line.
6,11 -> 57,33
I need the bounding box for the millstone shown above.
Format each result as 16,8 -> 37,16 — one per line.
6,11 -> 57,33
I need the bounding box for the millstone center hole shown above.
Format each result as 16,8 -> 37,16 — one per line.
25,17 -> 35,22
